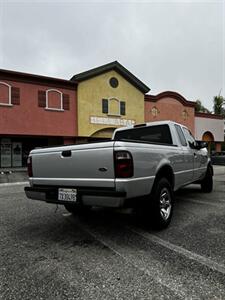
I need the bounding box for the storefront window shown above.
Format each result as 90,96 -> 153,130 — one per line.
1,139 -> 12,167
0,137 -> 62,168
12,142 -> 22,167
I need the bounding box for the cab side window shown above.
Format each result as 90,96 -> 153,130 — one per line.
174,124 -> 187,146
183,128 -> 196,148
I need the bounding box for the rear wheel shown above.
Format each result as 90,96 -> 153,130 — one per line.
142,177 -> 174,229
201,166 -> 213,193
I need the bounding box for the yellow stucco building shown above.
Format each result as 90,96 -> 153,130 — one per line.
71,61 -> 150,139
69,61 -> 223,151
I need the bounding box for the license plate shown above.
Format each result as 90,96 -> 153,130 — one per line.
58,188 -> 77,202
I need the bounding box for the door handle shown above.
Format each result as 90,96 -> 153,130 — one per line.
99,167 -> 108,172
61,150 -> 72,157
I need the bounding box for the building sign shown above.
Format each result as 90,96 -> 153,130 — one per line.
12,142 -> 22,167
1,139 -> 12,167
90,116 -> 135,126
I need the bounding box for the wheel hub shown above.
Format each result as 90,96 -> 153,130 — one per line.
159,188 -> 172,221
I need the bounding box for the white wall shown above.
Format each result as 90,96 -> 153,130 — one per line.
195,117 -> 224,142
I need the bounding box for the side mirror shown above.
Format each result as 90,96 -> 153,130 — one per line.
196,141 -> 208,150
189,141 -> 208,150
189,141 -> 196,149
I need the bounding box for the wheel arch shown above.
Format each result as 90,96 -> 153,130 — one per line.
153,164 -> 175,191
208,161 -> 214,176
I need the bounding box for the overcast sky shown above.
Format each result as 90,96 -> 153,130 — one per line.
0,0 -> 224,110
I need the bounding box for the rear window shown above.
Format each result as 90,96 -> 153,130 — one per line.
114,125 -> 173,145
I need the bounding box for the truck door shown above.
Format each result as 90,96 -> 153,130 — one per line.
182,127 -> 201,181
174,124 -> 194,184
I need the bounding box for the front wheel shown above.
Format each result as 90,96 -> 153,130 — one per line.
140,178 -> 174,229
201,166 -> 213,193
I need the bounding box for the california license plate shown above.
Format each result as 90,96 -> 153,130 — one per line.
58,188 -> 77,202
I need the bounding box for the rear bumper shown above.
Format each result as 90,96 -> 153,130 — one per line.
24,186 -> 127,208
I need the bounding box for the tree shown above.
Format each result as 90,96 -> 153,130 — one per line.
195,100 -> 210,113
213,95 -> 225,117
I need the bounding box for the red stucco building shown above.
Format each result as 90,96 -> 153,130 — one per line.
0,69 -> 77,167
145,92 -> 196,134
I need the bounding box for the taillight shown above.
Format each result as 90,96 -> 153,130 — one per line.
27,156 -> 33,177
114,151 -> 133,178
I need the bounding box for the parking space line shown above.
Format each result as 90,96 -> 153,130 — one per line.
62,213 -> 72,217
69,217 -> 185,298
175,197 -> 224,206
129,226 -> 225,275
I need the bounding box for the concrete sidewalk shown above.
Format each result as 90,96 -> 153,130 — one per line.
0,170 -> 28,184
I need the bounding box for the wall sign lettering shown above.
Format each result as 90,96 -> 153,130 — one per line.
90,116 -> 135,126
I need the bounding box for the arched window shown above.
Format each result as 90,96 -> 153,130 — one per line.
202,131 -> 215,152
108,97 -> 120,116
0,82 -> 12,106
46,89 -> 63,111
101,97 -> 126,116
202,131 -> 214,142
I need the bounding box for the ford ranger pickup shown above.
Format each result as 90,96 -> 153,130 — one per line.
24,121 -> 213,228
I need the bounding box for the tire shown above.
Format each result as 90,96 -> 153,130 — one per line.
201,166 -> 213,193
144,177 -> 174,229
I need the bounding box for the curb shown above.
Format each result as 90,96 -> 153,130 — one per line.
0,181 -> 29,187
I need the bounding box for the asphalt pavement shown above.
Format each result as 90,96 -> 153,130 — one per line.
0,166 -> 225,299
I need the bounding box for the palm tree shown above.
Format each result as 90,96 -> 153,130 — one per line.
195,99 -> 210,113
213,95 -> 225,116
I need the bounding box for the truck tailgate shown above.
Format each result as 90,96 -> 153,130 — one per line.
30,141 -> 115,188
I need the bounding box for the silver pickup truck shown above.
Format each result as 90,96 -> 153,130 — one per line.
25,121 -> 213,228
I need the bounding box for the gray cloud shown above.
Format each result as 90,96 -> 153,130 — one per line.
1,0 -> 224,110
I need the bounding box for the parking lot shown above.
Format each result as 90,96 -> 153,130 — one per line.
0,166 -> 225,300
